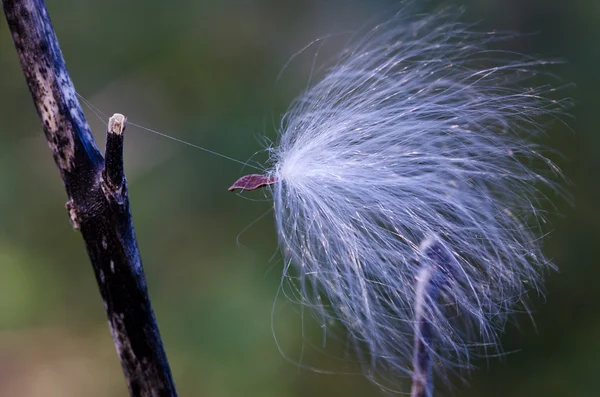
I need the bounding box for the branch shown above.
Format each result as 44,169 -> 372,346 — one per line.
2,1 -> 177,396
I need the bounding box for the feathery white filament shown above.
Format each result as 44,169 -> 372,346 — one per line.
265,10 -> 568,387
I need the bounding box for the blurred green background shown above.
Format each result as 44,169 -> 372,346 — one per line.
0,0 -> 596,396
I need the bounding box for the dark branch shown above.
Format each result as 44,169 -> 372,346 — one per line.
2,1 -> 177,396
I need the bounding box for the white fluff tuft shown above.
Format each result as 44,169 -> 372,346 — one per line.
264,9 -> 568,387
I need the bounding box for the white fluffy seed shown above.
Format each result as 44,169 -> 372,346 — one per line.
239,7 -> 569,389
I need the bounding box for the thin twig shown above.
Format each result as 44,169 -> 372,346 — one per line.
411,267 -> 435,397
411,237 -> 454,397
2,1 -> 177,396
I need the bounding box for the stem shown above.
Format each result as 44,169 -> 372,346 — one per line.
2,1 -> 177,396
411,237 -> 452,397
410,267 -> 436,397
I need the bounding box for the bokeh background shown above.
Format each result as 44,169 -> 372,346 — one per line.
0,0 -> 596,396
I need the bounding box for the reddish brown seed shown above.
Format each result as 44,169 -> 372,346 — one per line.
228,174 -> 277,191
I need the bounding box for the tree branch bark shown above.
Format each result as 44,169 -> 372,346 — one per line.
2,1 -> 178,396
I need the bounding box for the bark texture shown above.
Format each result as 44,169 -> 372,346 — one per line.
2,1 -> 177,396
